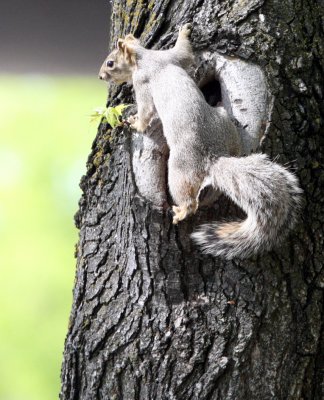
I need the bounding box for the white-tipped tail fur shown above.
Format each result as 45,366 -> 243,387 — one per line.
191,154 -> 302,259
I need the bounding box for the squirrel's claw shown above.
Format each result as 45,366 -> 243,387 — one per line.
179,23 -> 191,38
127,114 -> 137,125
172,201 -> 198,224
127,114 -> 147,132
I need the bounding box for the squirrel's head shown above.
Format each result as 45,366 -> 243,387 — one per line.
99,34 -> 139,84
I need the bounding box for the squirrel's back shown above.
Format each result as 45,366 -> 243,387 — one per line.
139,61 -> 241,157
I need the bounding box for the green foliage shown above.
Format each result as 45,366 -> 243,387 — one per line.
90,104 -> 128,128
0,75 -> 103,400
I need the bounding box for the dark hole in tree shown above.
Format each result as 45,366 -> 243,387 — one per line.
200,78 -> 222,107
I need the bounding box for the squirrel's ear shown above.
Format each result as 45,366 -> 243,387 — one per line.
124,34 -> 136,42
123,42 -> 137,65
116,36 -> 137,65
124,34 -> 140,46
117,38 -> 125,50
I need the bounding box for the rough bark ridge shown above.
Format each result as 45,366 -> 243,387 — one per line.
61,0 -> 324,399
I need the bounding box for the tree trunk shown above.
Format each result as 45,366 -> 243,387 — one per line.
60,1 -> 324,399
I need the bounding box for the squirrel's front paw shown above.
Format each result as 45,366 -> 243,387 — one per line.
127,114 -> 141,130
127,114 -> 147,132
179,23 -> 191,38
127,114 -> 138,127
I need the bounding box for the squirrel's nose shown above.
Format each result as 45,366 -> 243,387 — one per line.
98,72 -> 109,80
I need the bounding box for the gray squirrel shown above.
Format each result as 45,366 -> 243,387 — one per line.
99,24 -> 302,259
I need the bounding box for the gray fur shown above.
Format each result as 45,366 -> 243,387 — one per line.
191,154 -> 303,259
99,25 -> 302,259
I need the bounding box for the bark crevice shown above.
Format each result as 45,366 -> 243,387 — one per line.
61,0 -> 324,399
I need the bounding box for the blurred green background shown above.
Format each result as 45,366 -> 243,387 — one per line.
1,1 -> 109,397
0,75 -> 104,399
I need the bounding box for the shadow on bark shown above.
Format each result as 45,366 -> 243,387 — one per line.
61,0 -> 324,399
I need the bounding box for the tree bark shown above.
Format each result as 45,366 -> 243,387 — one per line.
61,1 -> 324,399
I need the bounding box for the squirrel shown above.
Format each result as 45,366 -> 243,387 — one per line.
98,24 -> 302,259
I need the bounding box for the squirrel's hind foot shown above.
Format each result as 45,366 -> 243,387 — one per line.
172,201 -> 198,224
178,23 -> 191,39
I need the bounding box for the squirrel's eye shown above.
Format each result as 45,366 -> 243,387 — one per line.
106,60 -> 114,68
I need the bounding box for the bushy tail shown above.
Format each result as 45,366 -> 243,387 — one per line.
191,154 -> 302,259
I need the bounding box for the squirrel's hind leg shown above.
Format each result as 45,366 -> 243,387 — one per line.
176,23 -> 191,43
169,169 -> 201,224
172,202 -> 198,224
171,23 -> 194,71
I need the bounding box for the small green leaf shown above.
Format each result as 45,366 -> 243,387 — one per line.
89,107 -> 105,123
113,104 -> 128,114
90,104 -> 129,128
105,107 -> 120,128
